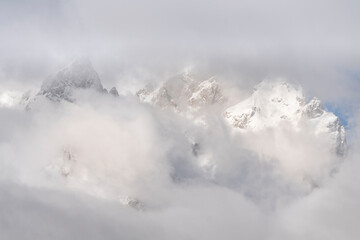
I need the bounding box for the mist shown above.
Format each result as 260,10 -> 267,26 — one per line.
1,0 -> 360,239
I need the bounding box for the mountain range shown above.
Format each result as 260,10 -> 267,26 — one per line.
1,58 -> 347,208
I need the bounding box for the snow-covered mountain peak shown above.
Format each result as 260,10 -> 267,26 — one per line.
188,77 -> 225,107
224,79 -> 306,130
137,72 -> 226,113
252,79 -> 305,112
38,57 -> 104,102
303,97 -> 324,118
224,79 -> 346,156
24,58 -> 121,109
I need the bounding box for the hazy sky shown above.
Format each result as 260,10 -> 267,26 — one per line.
1,0 -> 360,88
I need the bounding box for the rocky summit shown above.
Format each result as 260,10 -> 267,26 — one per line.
39,57 -> 105,102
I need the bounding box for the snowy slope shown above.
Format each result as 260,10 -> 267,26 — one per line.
24,58 -> 120,110
224,79 -> 346,156
137,72 -> 226,112
39,57 -> 105,102
38,58 -> 104,102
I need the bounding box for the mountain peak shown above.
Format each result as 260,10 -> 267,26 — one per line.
137,73 -> 226,113
303,97 -> 324,118
39,57 -> 104,102
224,79 -> 346,155
109,87 -> 119,97
225,79 -> 306,129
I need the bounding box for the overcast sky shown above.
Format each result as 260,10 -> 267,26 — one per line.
1,0 -> 360,100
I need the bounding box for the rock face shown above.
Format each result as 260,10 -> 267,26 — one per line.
25,58 -> 121,109
38,57 -> 105,102
60,146 -> 76,177
136,72 -> 226,112
188,77 -> 225,107
119,196 -> 145,211
109,87 -> 119,97
224,79 -> 347,156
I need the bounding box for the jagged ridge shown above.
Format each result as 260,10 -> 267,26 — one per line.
136,72 -> 226,112
224,79 -> 346,156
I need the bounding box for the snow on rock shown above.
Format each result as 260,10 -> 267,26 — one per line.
224,79 -> 346,156
136,72 -> 226,113
188,77 -> 226,108
303,97 -> 324,118
25,58 -> 123,110
38,57 -> 105,102
225,79 -> 306,130
119,196 -> 145,211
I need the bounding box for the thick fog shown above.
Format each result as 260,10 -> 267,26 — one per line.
1,0 -> 360,239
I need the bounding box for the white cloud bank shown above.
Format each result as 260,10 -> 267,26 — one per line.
0,84 -> 359,239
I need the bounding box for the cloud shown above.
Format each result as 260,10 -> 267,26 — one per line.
0,85 -> 358,239
1,0 -> 360,239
